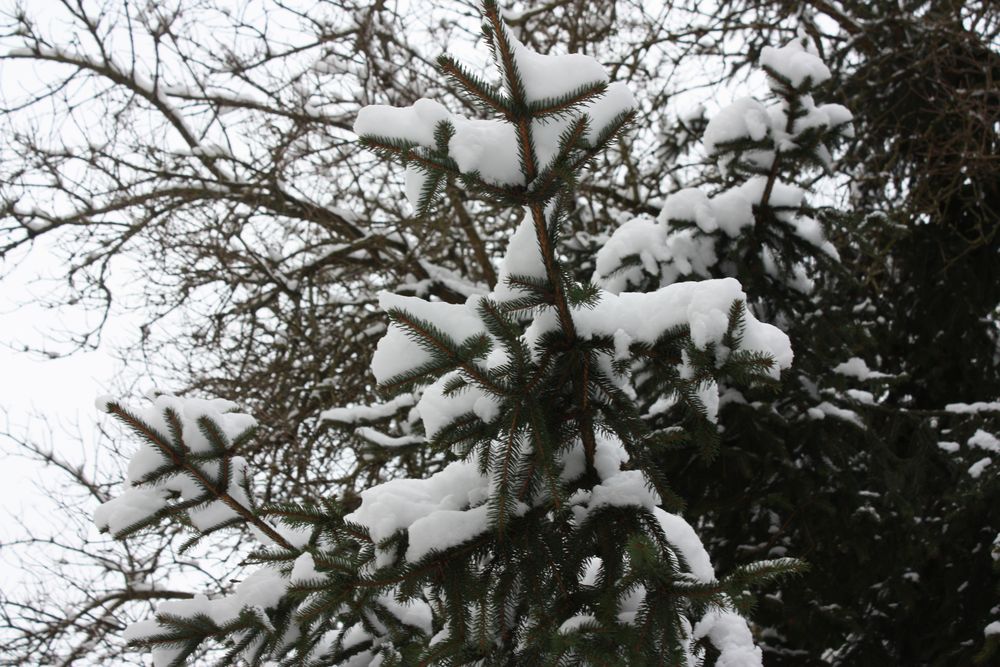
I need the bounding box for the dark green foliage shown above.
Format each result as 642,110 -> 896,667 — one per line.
623,25 -> 1000,665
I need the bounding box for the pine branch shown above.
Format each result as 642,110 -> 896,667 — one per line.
104,402 -> 295,552
438,55 -> 509,117
528,81 -> 609,120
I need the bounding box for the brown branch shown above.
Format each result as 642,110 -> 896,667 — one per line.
448,186 -> 497,288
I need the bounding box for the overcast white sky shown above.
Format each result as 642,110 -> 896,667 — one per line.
0,239 -> 129,590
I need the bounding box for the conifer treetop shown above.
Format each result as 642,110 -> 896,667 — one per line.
594,36 -> 852,297
92,4 -> 803,665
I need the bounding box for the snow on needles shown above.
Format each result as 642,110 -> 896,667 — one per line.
93,394 -> 258,537
526,277 -> 793,378
373,276 -> 791,437
760,40 -> 831,89
354,35 -> 635,197
371,291 -> 487,385
508,32 -> 608,103
693,610 -> 765,667
344,459 -> 492,566
703,97 -> 772,155
595,38 -> 849,296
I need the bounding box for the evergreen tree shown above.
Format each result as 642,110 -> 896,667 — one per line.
594,33 -> 1000,666
92,3 -> 805,664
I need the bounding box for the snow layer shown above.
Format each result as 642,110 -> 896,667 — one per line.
354,99 -> 450,148
596,171 -> 836,293
126,566 -> 289,666
509,32 -> 608,104
527,277 -> 792,378
94,488 -> 169,536
94,394 -> 258,537
415,372 -> 486,438
376,595 -> 433,634
593,214 -> 667,292
573,469 -> 661,522
559,614 -> 597,634
493,211 -> 547,302
969,430 -> 1000,454
659,186 -> 756,238
969,457 -> 992,479
806,401 -> 864,428
320,394 -> 416,424
703,97 -> 771,155
449,117 -> 523,185
653,507 -> 715,582
406,503 -> 492,562
760,41 -> 831,89
355,37 -> 634,189
693,610 -> 764,667
345,459 -> 489,566
946,401 -> 1000,414
291,552 -> 322,583
833,357 -> 889,381
371,292 -> 487,385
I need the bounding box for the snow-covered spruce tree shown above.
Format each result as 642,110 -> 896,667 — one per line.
593,37 -> 862,477
92,3 -> 805,665
594,37 -> 1000,664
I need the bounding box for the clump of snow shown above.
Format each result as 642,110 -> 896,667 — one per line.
353,98 -> 450,147
573,470 -> 661,523
594,215 -> 718,293
806,402 -> 864,428
377,595 -> 433,635
793,100 -> 854,148
559,614 -> 597,634
354,427 -> 423,448
345,459 -> 489,566
355,35 -> 634,191
509,33 -> 607,104
693,609 -> 764,667
449,117 -> 523,186
404,165 -> 429,211
126,566 -> 289,664
658,187 -> 756,238
703,97 -> 771,155
653,508 -> 715,582
290,553 -> 322,584
846,389 -> 875,404
968,430 -> 1000,453
340,622 -> 371,650
699,381 -> 721,423
93,394 -> 259,537
415,372 -> 485,439
493,211 -> 547,302
833,357 -> 890,381
945,401 -> 1000,414
371,292 -> 487,385
94,394 -> 116,413
321,394 -> 416,424
94,488 -> 170,536
406,503 -> 493,562
969,457 -> 992,479
760,41 -> 831,89
526,277 -> 793,378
